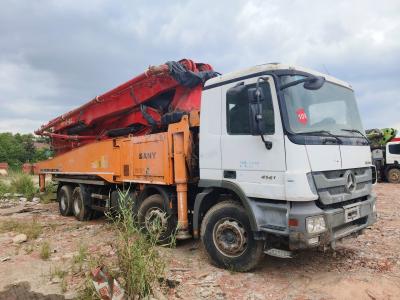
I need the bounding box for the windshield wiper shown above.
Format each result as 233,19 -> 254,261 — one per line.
341,129 -> 370,144
297,130 -> 343,144
280,76 -> 325,90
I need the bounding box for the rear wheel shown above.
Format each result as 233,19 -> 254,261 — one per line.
58,185 -> 73,216
387,168 -> 400,183
138,194 -> 176,243
72,186 -> 93,221
201,201 -> 264,272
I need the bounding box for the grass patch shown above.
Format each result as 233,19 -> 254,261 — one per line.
40,241 -> 51,260
49,265 -> 68,293
10,173 -> 36,199
41,181 -> 57,204
73,244 -> 88,272
110,190 -> 170,298
77,277 -> 101,300
0,218 -> 42,240
77,189 -> 173,299
0,181 -> 11,198
40,192 -> 55,204
50,265 -> 67,280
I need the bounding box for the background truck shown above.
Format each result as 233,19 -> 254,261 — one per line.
366,128 -> 400,183
36,59 -> 377,271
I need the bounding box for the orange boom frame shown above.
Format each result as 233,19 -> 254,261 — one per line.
38,112 -> 199,236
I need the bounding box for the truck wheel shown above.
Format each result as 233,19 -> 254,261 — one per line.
58,185 -> 73,216
72,187 -> 93,221
387,168 -> 400,183
201,201 -> 264,272
138,194 -> 176,243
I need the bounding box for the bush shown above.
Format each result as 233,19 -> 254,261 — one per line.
40,180 -> 57,204
10,173 -> 36,199
0,181 -> 10,197
78,190 -> 173,299
112,190 -> 168,298
40,241 -> 51,260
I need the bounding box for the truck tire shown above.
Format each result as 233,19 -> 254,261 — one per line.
201,201 -> 264,272
72,186 -> 93,221
58,185 -> 73,216
387,168 -> 400,183
138,194 -> 176,243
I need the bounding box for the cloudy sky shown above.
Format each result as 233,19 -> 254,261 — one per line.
0,0 -> 399,134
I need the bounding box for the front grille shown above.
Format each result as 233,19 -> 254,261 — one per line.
312,167 -> 372,206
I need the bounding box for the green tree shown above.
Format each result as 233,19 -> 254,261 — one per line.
0,132 -> 51,169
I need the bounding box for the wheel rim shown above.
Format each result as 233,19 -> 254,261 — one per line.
144,207 -> 168,235
390,170 -> 400,182
60,193 -> 66,211
73,193 -> 81,215
213,218 -> 248,257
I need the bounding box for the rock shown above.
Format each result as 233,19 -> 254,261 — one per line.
12,234 -> 27,244
19,197 -> 27,202
32,197 -> 40,203
1,257 -> 10,262
199,288 -> 213,298
51,277 -> 62,284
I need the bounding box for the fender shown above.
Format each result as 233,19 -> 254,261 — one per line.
193,180 -> 258,238
138,185 -> 173,214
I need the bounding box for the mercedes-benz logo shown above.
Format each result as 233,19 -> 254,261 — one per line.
344,170 -> 357,193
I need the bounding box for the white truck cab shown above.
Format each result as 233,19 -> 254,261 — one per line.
196,63 -> 377,266
386,141 -> 400,165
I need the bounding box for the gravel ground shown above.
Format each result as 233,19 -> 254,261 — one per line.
0,183 -> 399,299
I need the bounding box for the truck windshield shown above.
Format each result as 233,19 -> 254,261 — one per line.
280,75 -> 364,137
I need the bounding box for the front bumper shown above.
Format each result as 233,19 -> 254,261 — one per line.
288,194 -> 377,250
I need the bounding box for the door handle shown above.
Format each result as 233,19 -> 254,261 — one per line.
223,170 -> 236,179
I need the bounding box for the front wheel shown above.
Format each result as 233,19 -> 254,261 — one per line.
387,168 -> 400,183
201,201 -> 264,272
138,194 -> 176,243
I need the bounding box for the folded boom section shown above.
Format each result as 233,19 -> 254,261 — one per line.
35,59 -> 217,155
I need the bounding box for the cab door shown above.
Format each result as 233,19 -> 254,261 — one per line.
220,75 -> 286,200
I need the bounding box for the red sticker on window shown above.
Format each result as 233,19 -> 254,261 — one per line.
296,108 -> 308,125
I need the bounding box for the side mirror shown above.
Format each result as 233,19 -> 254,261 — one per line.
303,76 -> 325,90
247,87 -> 265,103
227,82 -> 246,99
247,87 -> 266,136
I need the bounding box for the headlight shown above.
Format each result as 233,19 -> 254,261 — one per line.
372,203 -> 377,213
306,215 -> 326,234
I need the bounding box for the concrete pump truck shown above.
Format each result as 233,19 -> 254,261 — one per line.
36,59 -> 377,271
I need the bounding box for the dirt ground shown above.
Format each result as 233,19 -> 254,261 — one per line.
0,183 -> 399,300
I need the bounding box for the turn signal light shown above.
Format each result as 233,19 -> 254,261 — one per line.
289,218 -> 299,227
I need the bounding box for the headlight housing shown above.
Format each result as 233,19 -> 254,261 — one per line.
306,215 -> 326,234
306,173 -> 317,195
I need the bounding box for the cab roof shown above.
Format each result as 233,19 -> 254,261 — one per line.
204,63 -> 352,90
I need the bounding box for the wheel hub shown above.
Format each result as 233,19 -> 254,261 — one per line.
390,171 -> 399,182
145,207 -> 168,235
213,219 -> 248,257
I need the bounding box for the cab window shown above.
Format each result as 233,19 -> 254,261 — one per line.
389,144 -> 400,154
226,82 -> 274,135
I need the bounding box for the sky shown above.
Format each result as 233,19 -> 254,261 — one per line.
0,0 -> 399,134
